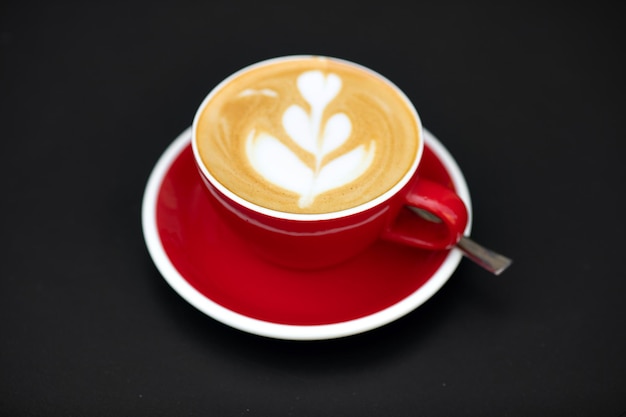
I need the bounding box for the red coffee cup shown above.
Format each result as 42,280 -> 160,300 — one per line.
192,56 -> 468,269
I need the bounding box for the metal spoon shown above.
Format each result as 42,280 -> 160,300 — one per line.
408,207 -> 512,275
455,236 -> 512,275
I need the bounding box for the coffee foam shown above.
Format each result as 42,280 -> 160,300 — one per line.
195,57 -> 420,214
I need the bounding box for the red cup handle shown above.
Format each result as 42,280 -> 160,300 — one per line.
381,178 -> 468,250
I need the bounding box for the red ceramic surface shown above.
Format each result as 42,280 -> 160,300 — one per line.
142,128 -> 471,339
195,153 -> 468,270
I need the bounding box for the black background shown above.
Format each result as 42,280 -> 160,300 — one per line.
2,2 -> 625,416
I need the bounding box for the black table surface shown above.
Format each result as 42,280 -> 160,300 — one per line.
2,2 -> 625,416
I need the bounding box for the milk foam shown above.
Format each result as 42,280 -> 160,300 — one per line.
195,57 -> 420,214
246,70 -> 375,208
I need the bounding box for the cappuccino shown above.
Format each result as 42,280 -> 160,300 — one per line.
194,56 -> 420,214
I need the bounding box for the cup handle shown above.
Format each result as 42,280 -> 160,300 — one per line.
381,178 -> 469,250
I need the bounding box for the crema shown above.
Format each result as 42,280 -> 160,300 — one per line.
195,56 -> 420,214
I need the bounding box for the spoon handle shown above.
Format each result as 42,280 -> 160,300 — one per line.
406,206 -> 512,275
456,236 -> 512,275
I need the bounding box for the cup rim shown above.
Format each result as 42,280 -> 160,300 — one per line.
191,55 -> 424,221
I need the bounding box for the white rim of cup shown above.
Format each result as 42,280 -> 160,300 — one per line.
191,55 -> 424,221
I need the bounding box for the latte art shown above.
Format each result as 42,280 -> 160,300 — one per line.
246,70 -> 376,208
195,57 -> 420,214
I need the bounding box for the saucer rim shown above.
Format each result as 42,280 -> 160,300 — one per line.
142,127 -> 472,340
